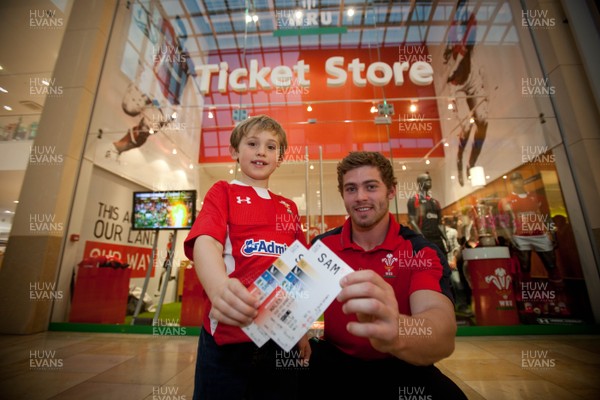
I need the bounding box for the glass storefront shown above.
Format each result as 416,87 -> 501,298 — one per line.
1,0 -> 598,333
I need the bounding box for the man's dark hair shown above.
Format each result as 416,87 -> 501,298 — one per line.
337,151 -> 397,193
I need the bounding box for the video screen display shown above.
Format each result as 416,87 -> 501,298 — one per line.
132,191 -> 196,230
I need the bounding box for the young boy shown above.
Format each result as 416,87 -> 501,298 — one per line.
183,115 -> 309,400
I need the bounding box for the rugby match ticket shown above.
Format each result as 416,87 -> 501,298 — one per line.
244,240 -> 354,352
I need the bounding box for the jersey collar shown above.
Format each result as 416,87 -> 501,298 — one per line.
231,179 -> 271,199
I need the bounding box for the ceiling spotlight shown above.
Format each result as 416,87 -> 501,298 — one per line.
401,164 -> 407,171
252,14 -> 258,22
425,159 -> 430,165
245,14 -> 252,23
3,105 -> 12,111
295,10 -> 303,19
189,164 -> 194,169
469,117 -> 475,124
229,168 -> 234,175
172,148 -> 177,155
347,8 -> 355,17
208,111 -> 214,119
409,103 -> 417,113
0,87 -> 7,93
444,142 -> 449,147
370,105 -> 377,113
171,111 -> 177,120
307,104 -> 312,112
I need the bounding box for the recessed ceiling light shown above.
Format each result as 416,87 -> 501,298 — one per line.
3,105 -> 12,111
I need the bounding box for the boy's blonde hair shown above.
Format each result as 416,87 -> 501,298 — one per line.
230,115 -> 288,161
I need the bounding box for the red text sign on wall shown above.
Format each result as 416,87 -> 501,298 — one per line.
83,241 -> 155,279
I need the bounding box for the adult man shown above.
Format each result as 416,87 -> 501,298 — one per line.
407,173 -> 448,256
308,152 -> 466,399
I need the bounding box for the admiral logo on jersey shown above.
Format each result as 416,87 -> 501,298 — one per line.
241,239 -> 288,257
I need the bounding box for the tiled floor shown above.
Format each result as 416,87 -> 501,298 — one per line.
0,331 -> 599,399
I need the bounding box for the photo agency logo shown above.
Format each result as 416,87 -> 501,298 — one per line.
398,317 -> 433,338
521,145 -> 555,165
153,43 -> 187,64
29,281 -> 64,301
149,112 -> 186,133
398,113 -> 433,135
276,0 -> 333,28
29,213 -> 64,235
152,318 -> 187,337
275,211 -> 302,232
29,349 -> 63,371
274,77 -> 310,95
29,9 -> 64,29
29,77 -> 63,97
397,181 -> 428,200
275,348 -> 309,370
29,145 -> 64,166
397,250 -> 433,270
399,46 -> 432,64
521,77 -> 556,97
398,386 -> 432,400
152,385 -> 187,400
521,349 -> 556,369
521,280 -> 556,303
282,145 -> 308,163
521,9 -> 556,29
519,213 -> 555,235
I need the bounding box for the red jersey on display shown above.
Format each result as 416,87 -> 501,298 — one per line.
314,214 -> 451,360
183,180 -> 305,345
498,192 -> 545,236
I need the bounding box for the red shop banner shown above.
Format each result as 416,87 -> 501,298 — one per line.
198,45 -> 443,163
82,240 -> 155,279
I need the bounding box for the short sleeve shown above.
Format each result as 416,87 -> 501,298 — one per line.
183,181 -> 229,261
